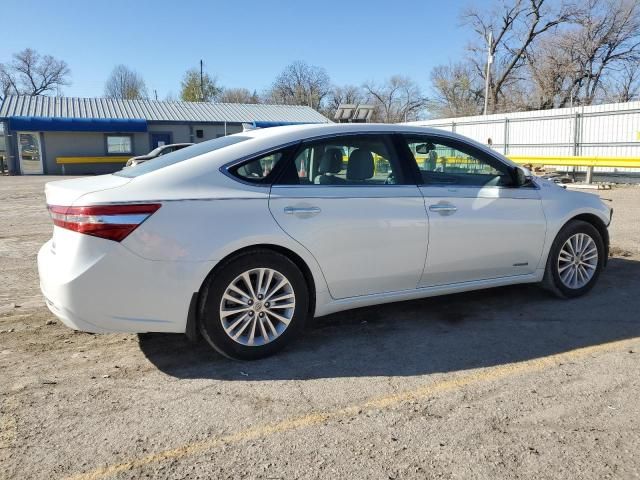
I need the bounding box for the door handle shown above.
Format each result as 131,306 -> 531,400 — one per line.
429,203 -> 457,215
284,206 -> 321,216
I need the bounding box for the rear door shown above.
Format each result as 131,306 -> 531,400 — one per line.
268,133 -> 428,299
401,134 -> 547,287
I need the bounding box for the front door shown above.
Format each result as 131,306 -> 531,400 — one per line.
17,132 -> 43,175
150,133 -> 172,150
269,134 -> 428,299
401,134 -> 547,287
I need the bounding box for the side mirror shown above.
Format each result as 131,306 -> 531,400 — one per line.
512,166 -> 529,187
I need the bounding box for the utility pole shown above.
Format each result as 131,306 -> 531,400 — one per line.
154,89 -> 158,101
483,30 -> 493,115
200,59 -> 204,102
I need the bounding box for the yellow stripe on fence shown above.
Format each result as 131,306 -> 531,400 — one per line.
56,156 -> 130,164
507,155 -> 640,168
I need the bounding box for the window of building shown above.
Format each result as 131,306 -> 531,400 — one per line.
106,135 -> 133,155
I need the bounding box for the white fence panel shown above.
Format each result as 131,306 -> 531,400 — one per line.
581,112 -> 640,146
454,121 -> 505,146
409,100 -> 640,173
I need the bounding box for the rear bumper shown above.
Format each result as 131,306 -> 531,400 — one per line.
42,289 -> 118,333
38,236 -> 214,334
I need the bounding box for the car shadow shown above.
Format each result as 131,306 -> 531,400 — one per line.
138,257 -> 640,381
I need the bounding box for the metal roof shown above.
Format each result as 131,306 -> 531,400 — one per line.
0,95 -> 330,124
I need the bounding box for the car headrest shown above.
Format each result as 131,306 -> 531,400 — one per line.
245,160 -> 264,177
318,148 -> 343,174
347,149 -> 374,180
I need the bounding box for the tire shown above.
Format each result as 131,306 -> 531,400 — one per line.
199,249 -> 309,360
542,220 -> 605,298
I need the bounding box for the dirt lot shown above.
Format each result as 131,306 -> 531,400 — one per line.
1,176 -> 639,480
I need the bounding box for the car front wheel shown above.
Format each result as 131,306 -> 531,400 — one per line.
543,220 -> 605,298
199,249 -> 309,360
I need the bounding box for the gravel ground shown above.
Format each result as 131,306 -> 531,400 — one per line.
1,176 -> 639,480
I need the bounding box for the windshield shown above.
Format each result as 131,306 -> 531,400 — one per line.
115,135 -> 251,178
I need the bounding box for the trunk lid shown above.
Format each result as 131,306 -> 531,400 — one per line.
45,174 -> 132,206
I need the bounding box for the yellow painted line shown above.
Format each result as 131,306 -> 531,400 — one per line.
64,337 -> 638,480
56,156 -> 130,165
508,155 -> 640,168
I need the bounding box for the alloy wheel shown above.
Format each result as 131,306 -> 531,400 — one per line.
219,268 -> 296,346
557,233 -> 598,289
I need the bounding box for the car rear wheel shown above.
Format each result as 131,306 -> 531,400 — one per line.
543,220 -> 605,298
199,250 -> 308,360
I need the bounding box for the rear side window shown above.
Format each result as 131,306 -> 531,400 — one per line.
231,151 -> 286,183
116,135 -> 250,178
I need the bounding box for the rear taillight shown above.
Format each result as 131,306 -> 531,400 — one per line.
48,204 -> 161,242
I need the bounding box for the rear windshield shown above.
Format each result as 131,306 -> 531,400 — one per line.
115,135 -> 251,178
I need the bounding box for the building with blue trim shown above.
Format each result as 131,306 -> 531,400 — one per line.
0,95 -> 329,175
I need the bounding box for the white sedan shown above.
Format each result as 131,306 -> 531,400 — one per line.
38,124 -> 612,359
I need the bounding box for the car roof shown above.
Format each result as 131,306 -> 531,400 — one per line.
243,122 -> 438,139
240,122 -> 488,147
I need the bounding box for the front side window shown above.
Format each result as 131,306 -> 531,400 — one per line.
403,136 -> 513,187
278,134 -> 402,186
106,135 -> 133,154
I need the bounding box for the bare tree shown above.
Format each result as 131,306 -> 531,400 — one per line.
267,61 -> 331,110
104,65 -> 148,100
429,63 -> 484,117
606,64 -> 640,103
523,0 -> 640,108
463,0 -> 573,113
566,0 -> 640,105
522,36 -> 568,109
0,63 -> 18,101
324,84 -> 364,118
0,48 -> 70,101
363,76 -> 428,123
218,87 -> 260,104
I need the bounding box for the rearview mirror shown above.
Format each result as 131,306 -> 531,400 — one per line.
415,142 -> 435,155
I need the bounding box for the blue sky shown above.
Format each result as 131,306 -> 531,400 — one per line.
1,0 -> 473,99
